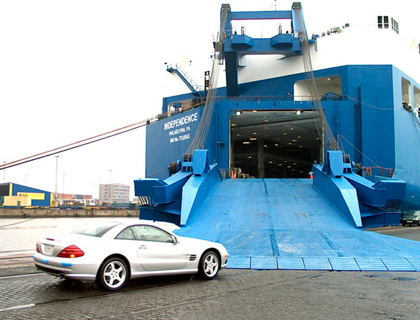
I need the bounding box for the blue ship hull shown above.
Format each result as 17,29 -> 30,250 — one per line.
139,63 -> 419,225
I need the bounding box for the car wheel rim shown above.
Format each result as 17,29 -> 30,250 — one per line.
103,261 -> 127,289
204,253 -> 219,277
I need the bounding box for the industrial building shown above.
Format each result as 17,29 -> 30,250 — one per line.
0,182 -> 53,208
55,193 -> 95,207
99,183 -> 130,204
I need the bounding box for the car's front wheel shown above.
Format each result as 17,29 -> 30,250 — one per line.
199,251 -> 220,280
97,257 -> 129,290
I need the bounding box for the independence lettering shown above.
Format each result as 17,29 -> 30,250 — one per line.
164,112 -> 198,130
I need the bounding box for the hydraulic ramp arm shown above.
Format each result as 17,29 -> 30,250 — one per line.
313,151 -> 406,228
134,149 -> 220,225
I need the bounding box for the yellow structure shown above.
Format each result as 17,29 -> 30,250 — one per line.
0,182 -> 53,207
3,195 -> 32,207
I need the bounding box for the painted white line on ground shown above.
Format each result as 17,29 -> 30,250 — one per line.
0,304 -> 35,312
0,273 -> 42,280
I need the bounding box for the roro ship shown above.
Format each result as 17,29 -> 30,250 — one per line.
133,2 -> 420,271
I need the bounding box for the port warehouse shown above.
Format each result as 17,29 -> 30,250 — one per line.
0,182 -> 53,208
0,182 -> 136,209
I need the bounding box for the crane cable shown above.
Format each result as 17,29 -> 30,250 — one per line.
186,5 -> 229,154
294,4 -> 341,152
0,118 -> 151,171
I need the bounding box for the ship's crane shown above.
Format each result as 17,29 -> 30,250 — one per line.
165,64 -> 204,97
221,3 -> 315,96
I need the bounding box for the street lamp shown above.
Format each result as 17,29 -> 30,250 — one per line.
108,169 -> 112,204
55,156 -> 59,200
2,161 -> 5,183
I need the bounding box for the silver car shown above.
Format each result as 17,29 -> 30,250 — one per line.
33,220 -> 229,290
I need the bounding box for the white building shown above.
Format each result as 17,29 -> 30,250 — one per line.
99,183 -> 130,204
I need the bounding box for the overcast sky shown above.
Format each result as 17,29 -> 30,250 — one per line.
0,0 -> 416,199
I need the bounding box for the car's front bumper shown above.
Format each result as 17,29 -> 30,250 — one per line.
402,219 -> 419,224
220,253 -> 229,269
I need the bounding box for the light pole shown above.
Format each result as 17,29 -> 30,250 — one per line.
55,156 -> 59,201
2,161 -> 5,183
108,169 -> 112,204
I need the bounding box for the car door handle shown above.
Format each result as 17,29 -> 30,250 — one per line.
138,245 -> 147,249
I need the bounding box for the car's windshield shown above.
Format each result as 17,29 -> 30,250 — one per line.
72,221 -> 120,237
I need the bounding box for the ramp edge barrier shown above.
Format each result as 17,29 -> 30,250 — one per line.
312,164 -> 362,227
181,163 -> 221,225
227,256 -> 420,272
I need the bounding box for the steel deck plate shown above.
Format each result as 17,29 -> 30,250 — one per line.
381,258 -> 416,272
251,256 -> 277,270
227,256 -> 251,269
276,257 -> 305,270
355,258 -> 388,271
329,257 -> 360,271
302,258 -> 332,271
407,259 -> 420,271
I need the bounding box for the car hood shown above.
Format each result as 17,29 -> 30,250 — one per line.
177,236 -> 226,250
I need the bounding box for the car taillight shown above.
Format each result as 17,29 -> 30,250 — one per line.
58,245 -> 85,258
36,244 -> 40,253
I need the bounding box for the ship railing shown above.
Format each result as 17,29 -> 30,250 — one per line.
364,166 -> 394,178
214,94 -> 347,102
164,95 -> 349,110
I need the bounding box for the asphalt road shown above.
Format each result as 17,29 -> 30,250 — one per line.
368,225 -> 420,242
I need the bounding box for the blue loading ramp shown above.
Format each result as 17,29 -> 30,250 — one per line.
174,178 -> 420,272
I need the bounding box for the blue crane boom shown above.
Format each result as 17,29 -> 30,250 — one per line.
166,64 -> 204,97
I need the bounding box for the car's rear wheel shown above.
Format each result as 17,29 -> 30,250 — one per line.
199,251 -> 220,280
97,257 -> 129,290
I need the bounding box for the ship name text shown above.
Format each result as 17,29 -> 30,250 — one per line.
163,112 -> 198,130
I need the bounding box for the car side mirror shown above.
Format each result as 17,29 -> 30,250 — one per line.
171,235 -> 178,244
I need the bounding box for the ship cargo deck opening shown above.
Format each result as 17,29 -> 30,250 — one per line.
230,110 -> 322,178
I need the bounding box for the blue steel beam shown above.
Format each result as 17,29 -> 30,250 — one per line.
223,36 -> 302,55
230,11 -> 292,21
222,2 -> 307,96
